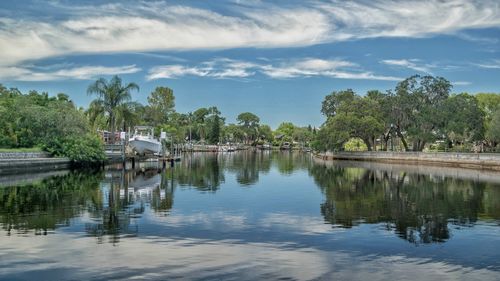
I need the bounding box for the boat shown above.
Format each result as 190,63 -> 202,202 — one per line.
128,126 -> 162,155
280,142 -> 291,150
262,143 -> 271,150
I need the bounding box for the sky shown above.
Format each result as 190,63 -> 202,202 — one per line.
0,0 -> 499,128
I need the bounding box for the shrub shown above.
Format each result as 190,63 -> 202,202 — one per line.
43,134 -> 106,165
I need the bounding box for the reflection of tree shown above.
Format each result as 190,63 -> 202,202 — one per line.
86,169 -> 174,244
225,151 -> 273,185
0,171 -> 103,235
272,151 -> 311,175
174,153 -> 225,191
0,168 -> 175,244
310,164 -> 500,244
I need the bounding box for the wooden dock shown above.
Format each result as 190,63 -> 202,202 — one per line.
104,143 -> 181,165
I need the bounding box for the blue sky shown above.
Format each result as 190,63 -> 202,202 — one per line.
0,0 -> 499,128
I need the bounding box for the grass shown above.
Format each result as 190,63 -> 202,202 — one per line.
0,147 -> 43,153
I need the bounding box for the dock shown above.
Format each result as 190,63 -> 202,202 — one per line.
104,144 -> 181,167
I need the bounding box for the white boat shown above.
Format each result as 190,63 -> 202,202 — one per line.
128,126 -> 162,155
280,142 -> 291,150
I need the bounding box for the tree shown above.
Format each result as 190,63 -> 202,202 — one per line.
315,90 -> 384,151
207,114 -> 222,144
487,109 -> 500,145
206,107 -> 224,144
147,86 -> 175,126
237,112 -> 260,144
276,122 -> 295,140
392,75 -> 452,151
443,93 -> 485,146
321,89 -> 356,118
476,93 -> 500,120
258,125 -> 273,142
87,76 -> 139,143
223,124 -> 245,143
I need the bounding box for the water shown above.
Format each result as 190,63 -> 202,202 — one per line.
1,151 -> 499,280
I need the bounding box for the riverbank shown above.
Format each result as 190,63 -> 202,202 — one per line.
314,151 -> 500,171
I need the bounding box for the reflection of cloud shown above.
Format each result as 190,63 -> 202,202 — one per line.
0,232 -> 331,280
258,213 -> 337,234
1,231 -> 498,280
146,211 -> 250,231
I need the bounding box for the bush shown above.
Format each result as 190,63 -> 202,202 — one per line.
42,134 -> 106,165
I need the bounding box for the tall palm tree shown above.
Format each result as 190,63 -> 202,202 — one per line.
116,101 -> 143,132
87,76 -> 139,143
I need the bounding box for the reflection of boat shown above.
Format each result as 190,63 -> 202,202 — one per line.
280,142 -> 291,150
128,126 -> 162,155
121,173 -> 161,199
218,144 -> 235,152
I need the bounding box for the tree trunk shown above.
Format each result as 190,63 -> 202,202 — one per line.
110,113 -> 116,144
363,138 -> 373,151
419,141 -> 426,151
395,127 -> 408,151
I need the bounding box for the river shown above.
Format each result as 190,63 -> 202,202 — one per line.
1,151 -> 499,280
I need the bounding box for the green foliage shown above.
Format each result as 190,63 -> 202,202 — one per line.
275,122 -> 295,142
315,90 -> 384,151
344,138 -> 368,151
443,93 -> 485,143
321,89 -> 356,118
312,75 -> 484,152
0,87 -> 89,148
43,135 -> 106,164
258,125 -> 273,142
392,75 -> 452,151
237,112 -> 260,143
487,109 -> 500,143
476,93 -> 500,119
87,76 -> 139,143
146,86 -> 175,126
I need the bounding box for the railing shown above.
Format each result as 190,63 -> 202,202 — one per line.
104,144 -> 125,160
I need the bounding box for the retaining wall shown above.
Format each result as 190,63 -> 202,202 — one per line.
0,158 -> 71,174
315,151 -> 500,171
0,152 -> 51,159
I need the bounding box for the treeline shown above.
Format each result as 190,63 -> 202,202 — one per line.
0,85 -> 105,163
84,76 -> 315,146
0,76 -> 316,162
313,75 -> 500,152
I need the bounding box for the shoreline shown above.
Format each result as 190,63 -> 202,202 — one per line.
0,158 -> 71,174
314,151 -> 500,172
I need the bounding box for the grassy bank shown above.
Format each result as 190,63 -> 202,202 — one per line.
0,147 -> 42,153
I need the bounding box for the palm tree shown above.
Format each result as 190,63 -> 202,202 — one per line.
87,76 -> 139,143
116,102 -> 143,132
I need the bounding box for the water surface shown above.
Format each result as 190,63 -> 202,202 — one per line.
1,151 -> 499,280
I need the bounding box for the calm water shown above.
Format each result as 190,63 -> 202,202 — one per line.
1,151 -> 500,281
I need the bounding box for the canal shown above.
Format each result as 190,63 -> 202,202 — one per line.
1,151 -> 499,280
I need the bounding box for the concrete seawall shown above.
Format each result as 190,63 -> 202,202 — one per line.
314,151 -> 500,171
0,152 -> 71,174
0,152 -> 51,159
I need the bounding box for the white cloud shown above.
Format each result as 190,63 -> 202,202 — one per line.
0,65 -> 141,81
452,81 -> 471,86
318,0 -> 500,40
146,59 -> 256,80
380,59 -> 433,73
147,58 -> 401,81
474,59 -> 500,69
0,0 -> 499,66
